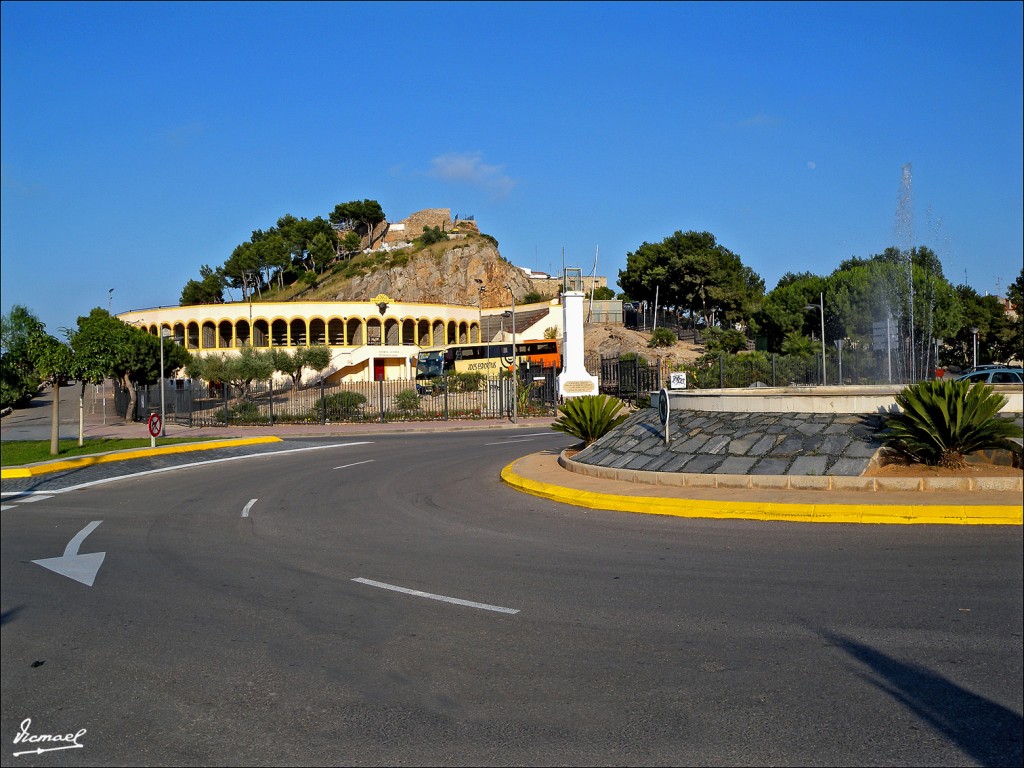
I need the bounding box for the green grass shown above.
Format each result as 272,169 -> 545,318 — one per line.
1,437 -> 215,467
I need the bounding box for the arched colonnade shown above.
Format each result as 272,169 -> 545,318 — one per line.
131,307 -> 482,351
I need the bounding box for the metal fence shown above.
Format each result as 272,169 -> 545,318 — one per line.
678,348 -> 939,389
120,346 -> 926,427
583,354 -> 662,406
131,367 -> 560,427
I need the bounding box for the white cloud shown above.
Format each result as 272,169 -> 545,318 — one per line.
427,151 -> 517,196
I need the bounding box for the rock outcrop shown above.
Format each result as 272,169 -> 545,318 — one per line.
328,240 -> 537,308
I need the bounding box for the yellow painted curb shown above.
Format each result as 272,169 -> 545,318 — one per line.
1,437 -> 283,479
500,464 -> 1024,526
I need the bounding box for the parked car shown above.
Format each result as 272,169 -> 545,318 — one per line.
954,366 -> 1024,385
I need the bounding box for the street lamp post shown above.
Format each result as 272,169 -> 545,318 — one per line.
159,327 -> 170,437
504,287 -> 517,424
805,293 -> 826,386
971,327 -> 979,370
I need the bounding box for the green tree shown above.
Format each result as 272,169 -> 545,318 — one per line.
1005,267 -> 1024,360
27,332 -> 76,455
417,225 -> 446,246
223,241 -> 262,300
188,347 -> 275,398
1,304 -> 46,408
338,230 -> 362,256
307,231 -> 337,274
780,331 -> 814,358
618,231 -> 764,329
588,286 -> 616,300
180,264 -> 226,305
71,309 -> 190,422
329,200 -> 386,249
702,327 -> 748,354
752,273 -> 827,353
274,214 -> 337,274
272,345 -> 331,388
944,286 -> 1015,368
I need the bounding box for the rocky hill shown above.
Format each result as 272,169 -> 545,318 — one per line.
297,235 -> 536,309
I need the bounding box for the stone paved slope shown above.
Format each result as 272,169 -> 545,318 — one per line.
574,408 -> 886,476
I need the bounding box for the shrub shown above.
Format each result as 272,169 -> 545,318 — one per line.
395,388 -> 421,413
551,394 -> 628,445
702,327 -> 748,354
780,331 -> 814,358
648,327 -> 677,348
323,390 -> 367,420
882,379 -> 1023,469
417,225 -> 447,246
448,371 -> 485,392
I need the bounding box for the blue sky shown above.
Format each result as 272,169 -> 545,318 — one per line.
2,1 -> 1022,336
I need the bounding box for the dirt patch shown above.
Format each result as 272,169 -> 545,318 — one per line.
584,324 -> 702,367
863,461 -> 1022,478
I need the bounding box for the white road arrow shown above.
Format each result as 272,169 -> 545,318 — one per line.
32,521 -> 106,586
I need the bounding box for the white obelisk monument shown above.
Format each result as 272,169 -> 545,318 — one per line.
558,272 -> 599,398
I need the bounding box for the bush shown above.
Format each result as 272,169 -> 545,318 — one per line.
448,371 -> 485,392
702,327 -> 748,354
882,379 -> 1023,469
648,327 -> 677,348
551,394 -> 628,445
323,390 -> 367,420
417,225 -> 446,245
395,388 -> 421,413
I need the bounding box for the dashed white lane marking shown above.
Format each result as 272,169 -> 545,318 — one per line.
334,460 -> 375,470
352,577 -> 520,615
241,499 -> 258,518
1,494 -> 54,512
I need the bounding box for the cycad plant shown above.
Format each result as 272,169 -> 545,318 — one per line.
551,394 -> 628,445
883,379 -> 1023,469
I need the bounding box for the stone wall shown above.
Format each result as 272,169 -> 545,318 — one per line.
383,208 -> 452,244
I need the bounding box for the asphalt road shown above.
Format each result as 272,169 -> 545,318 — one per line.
2,431 -> 1022,766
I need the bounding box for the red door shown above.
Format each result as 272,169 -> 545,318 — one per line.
373,359 -> 386,382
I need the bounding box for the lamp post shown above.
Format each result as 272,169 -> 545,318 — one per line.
971,327 -> 979,370
805,293 -> 826,386
504,286 -> 517,424
159,327 -> 170,437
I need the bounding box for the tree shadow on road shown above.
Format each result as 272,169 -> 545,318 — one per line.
822,629 -> 1022,767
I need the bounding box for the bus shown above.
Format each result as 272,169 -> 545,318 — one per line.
416,339 -> 560,381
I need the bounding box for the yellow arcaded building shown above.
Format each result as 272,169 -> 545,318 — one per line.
118,296 -> 561,384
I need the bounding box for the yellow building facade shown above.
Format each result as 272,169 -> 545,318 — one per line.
118,297 -> 561,384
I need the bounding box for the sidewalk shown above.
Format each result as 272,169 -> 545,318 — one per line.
3,385 -> 1022,525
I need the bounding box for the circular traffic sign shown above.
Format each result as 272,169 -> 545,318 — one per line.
658,387 -> 670,426
147,413 -> 162,437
